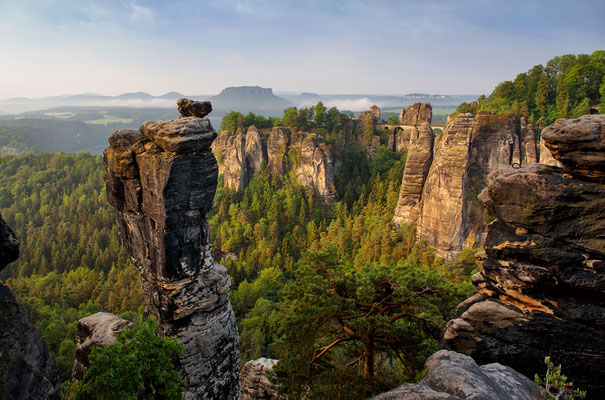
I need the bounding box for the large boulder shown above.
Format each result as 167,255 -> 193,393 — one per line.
443,115 -> 605,398
71,312 -> 133,380
241,358 -> 279,400
104,101 -> 241,399
373,350 -> 540,400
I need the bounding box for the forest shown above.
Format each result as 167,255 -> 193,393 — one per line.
0,140 -> 474,398
456,51 -> 605,129
3,51 -> 600,398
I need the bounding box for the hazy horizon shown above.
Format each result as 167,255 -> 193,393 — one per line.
1,0 -> 604,99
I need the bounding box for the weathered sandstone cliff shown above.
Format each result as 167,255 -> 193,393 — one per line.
0,213 -> 61,400
212,126 -> 337,203
104,100 -> 240,399
393,111 -> 542,260
442,115 -> 605,397
391,123 -> 434,225
399,102 -> 432,125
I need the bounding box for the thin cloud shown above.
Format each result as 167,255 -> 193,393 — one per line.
129,1 -> 153,22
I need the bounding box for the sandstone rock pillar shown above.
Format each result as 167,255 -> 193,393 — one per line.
104,100 -> 240,399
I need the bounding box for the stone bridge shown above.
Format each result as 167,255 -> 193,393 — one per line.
376,123 -> 445,132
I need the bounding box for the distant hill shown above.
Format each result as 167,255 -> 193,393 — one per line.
207,86 -> 292,117
0,106 -> 181,154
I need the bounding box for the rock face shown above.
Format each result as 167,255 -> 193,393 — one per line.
0,213 -> 61,400
241,358 -> 279,400
442,115 -> 605,397
373,350 -> 540,400
392,123 -> 434,225
72,312 -> 133,380
399,103 -> 432,125
104,102 -> 241,399
393,111 -> 545,260
212,127 -> 337,203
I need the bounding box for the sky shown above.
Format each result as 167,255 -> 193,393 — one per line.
0,0 -> 604,98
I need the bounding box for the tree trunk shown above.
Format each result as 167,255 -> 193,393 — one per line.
364,334 -> 375,377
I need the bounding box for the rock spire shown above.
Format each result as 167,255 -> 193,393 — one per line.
103,100 -> 240,399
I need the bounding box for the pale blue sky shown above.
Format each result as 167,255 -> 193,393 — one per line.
1,0 -> 603,98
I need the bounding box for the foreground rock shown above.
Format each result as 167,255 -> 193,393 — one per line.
374,350 -> 540,400
71,312 -> 133,380
104,101 -> 240,399
443,115 -> 605,397
241,358 -> 279,400
0,213 -> 61,400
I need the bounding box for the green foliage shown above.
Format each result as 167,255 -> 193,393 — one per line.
271,247 -> 472,398
476,51 -> 605,125
220,111 -> 278,132
387,115 -> 398,125
534,356 -> 586,400
0,153 -> 143,380
363,115 -> 375,144
67,316 -> 183,400
314,101 -> 327,127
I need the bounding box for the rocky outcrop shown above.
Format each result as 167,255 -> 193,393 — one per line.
393,111 -> 547,260
177,98 -> 212,118
213,128 -> 248,191
241,358 -> 279,400
392,123 -> 434,226
291,133 -> 337,203
387,125 -> 419,153
104,102 -> 240,399
374,350 -> 540,400
212,127 -> 337,203
0,213 -> 61,400
266,127 -> 290,178
245,126 -> 266,177
442,115 -> 605,397
412,113 -> 475,259
399,103 -> 432,125
72,312 -> 133,380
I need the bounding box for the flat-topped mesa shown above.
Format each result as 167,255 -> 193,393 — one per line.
442,114 -> 605,397
103,101 -> 240,399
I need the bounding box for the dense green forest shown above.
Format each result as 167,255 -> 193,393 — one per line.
3,52 -> 599,398
0,144 -> 474,397
0,153 -> 143,380
457,51 -> 605,128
